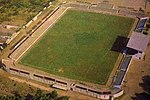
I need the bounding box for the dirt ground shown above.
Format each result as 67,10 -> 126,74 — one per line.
65,0 -> 146,9
121,38 -> 150,99
116,0 -> 145,9
1,70 -> 99,100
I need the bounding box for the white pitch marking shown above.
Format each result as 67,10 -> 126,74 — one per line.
15,7 -> 69,61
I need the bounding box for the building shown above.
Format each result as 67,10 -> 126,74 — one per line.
126,32 -> 149,59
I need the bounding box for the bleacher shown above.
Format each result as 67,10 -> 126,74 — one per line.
113,56 -> 132,88
119,56 -> 132,71
113,70 -> 126,88
135,18 -> 148,33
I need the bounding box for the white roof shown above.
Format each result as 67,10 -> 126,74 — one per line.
52,84 -> 68,90
127,32 -> 149,52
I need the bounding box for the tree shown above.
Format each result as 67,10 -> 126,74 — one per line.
131,75 -> 150,100
0,60 -> 3,68
57,96 -> 69,100
50,90 -> 58,99
25,93 -> 33,100
34,89 -> 44,100
146,24 -> 150,29
0,89 -> 69,100
139,76 -> 150,94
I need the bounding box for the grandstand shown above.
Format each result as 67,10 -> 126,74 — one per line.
135,17 -> 149,32
112,16 -> 149,88
113,56 -> 132,88
127,32 -> 149,52
127,32 -> 149,59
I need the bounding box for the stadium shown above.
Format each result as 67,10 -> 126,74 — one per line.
20,9 -> 134,85
2,2 -> 149,100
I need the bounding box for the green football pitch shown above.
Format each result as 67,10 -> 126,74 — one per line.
20,9 -> 134,84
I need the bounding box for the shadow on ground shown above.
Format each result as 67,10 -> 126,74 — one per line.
111,36 -> 129,53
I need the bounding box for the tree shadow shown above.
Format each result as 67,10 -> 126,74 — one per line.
0,60 -> 3,68
131,93 -> 150,100
25,93 -> 33,100
131,75 -> 150,100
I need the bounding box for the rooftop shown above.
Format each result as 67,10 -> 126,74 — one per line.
127,32 -> 149,52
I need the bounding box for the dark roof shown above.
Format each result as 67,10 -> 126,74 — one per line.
120,56 -> 132,70
127,32 -> 149,52
113,56 -> 132,86
114,70 -> 126,86
135,18 -> 147,33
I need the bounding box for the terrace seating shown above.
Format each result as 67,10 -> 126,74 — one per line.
113,56 -> 132,88
135,18 -> 148,33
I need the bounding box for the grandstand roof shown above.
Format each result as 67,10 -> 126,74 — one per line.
127,32 -> 149,52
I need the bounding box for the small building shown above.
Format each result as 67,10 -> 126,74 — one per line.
126,32 -> 149,59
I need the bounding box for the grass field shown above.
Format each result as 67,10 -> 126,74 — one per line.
20,9 -> 134,84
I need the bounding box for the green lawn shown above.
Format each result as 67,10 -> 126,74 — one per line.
20,10 -> 134,84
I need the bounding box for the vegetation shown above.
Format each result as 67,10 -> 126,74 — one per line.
0,60 -> 2,68
0,0 -> 55,24
21,10 -> 134,84
0,89 -> 69,100
0,74 -> 37,95
131,75 -> 150,99
0,73 -> 68,99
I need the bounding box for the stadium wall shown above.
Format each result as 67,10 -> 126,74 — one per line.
2,59 -> 124,99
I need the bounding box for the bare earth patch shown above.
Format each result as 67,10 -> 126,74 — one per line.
122,43 -> 150,100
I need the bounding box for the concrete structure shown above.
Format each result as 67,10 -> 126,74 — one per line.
127,32 -> 149,59
135,17 -> 149,33
2,58 -> 124,100
127,32 -> 149,52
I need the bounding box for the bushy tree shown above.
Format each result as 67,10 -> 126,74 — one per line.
0,90 -> 69,100
0,0 -> 55,23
